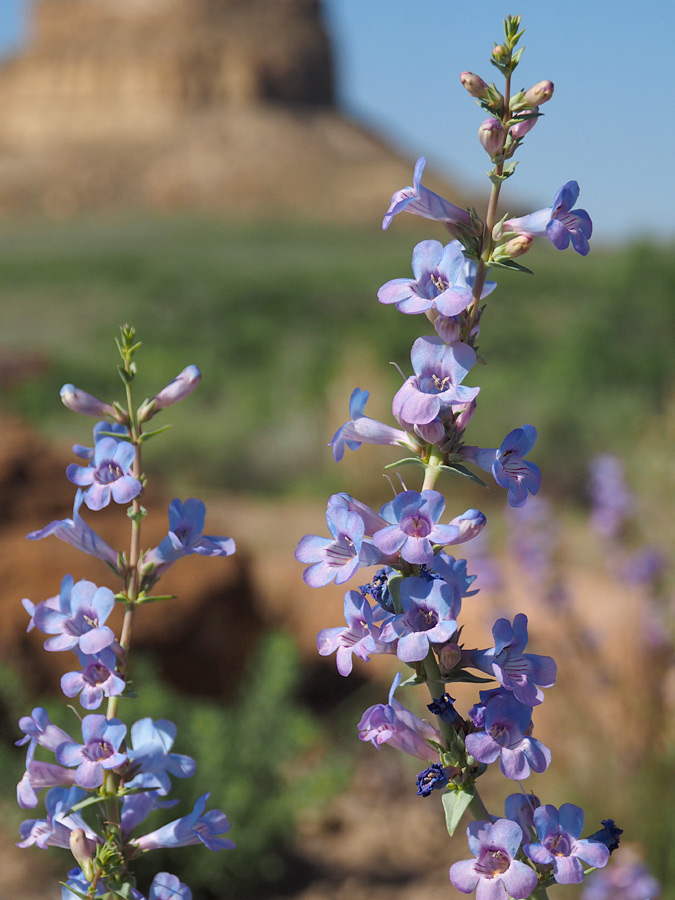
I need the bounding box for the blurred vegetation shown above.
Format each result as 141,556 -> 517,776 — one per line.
0,632 -> 349,898
0,216 -> 672,503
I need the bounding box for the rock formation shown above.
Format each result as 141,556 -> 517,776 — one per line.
0,0 -> 465,220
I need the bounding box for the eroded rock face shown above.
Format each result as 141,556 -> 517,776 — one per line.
0,415 -> 261,698
0,0 -> 465,220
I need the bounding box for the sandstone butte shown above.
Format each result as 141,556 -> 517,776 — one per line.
0,0 -> 467,221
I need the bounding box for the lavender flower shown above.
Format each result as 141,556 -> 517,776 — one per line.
379,575 -> 460,662
377,239 -> 495,317
382,157 -> 472,232
27,511 -> 120,572
358,673 -> 441,760
462,425 -> 541,508
524,803 -> 610,884
61,660 -> 125,710
296,503 -> 386,587
32,575 -> 116,656
464,692 -> 551,780
317,590 -> 390,675
17,786 -> 98,851
126,718 -> 196,796
467,613 -> 556,706
581,850 -> 660,900
393,337 -> 479,426
138,365 -> 202,421
141,498 -> 235,575
66,436 -> 141,510
373,489 -> 460,565
60,385 -> 115,418
501,181 -> 592,255
450,818 -> 539,900
17,761 -> 78,809
329,388 -> 418,462
56,714 -> 127,789
131,793 -> 234,852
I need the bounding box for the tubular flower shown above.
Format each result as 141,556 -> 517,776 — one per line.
373,489 -> 460,566
141,498 -> 235,576
393,337 -> 479,426
461,425 -> 541,508
317,589 -> 391,675
524,804 -> 610,884
329,388 -> 418,462
131,793 -> 234,852
56,714 -> 127,790
66,436 -> 141,511
501,181 -> 592,255
383,157 -> 473,232
32,575 -> 116,656
450,818 -> 539,900
358,673 -> 441,760
377,239 -> 495,317
379,575 -> 460,662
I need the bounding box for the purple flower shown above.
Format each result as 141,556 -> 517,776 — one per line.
373,489 -> 460,565
327,493 -> 389,537
358,673 -> 441,760
61,660 -> 125,710
393,337 -> 479,426
126,718 -> 196,796
416,763 -> 448,797
329,388 -> 418,462
141,498 -> 235,575
430,553 -> 479,602
378,240 -> 495,317
296,503 -> 385,587
27,511 -> 120,572
504,791 -> 541,837
587,454 -> 634,540
132,792 -> 234,852
447,509 -> 487,545
16,708 -> 75,766
62,867 -> 108,900
17,760 -> 78,809
524,804 -> 610,884
147,873 -> 193,900
450,818 -> 539,900
66,436 -> 141,510
502,181 -> 592,255
32,575 -> 116,655
17,786 -> 98,851
382,157 -> 472,232
56,714 -> 127,789
467,613 -> 556,706
462,426 -> 541,508
138,365 -> 201,421
581,850 -> 660,900
60,384 -> 115,418
317,590 -> 390,676
464,692 -> 551,780
379,575 -> 460,662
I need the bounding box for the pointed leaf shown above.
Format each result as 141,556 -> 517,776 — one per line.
441,464 -> 487,487
442,787 -> 474,836
384,457 -> 425,470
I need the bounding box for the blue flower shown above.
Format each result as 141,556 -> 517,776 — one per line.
132,793 -> 234,852
502,181 -> 592,255
524,804 -> 610,884
383,157 -> 472,232
462,425 -> 541,508
450,819 -> 539,900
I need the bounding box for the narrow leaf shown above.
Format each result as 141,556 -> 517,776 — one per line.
440,464 -> 487,487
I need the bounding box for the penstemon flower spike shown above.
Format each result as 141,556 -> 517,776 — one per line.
297,14 -> 620,899
17,325 -> 236,899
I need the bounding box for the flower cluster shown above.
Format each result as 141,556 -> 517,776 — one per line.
297,16 -> 617,899
18,329 -> 235,898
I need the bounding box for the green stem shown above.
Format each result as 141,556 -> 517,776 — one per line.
422,444 -> 443,491
467,788 -> 492,821
531,885 -> 550,900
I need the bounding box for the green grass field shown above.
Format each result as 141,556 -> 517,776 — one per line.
0,216 -> 672,504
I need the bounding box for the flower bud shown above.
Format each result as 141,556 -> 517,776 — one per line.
69,828 -> 95,882
138,365 -> 201,422
60,384 -> 115,418
438,642 -> 462,676
432,313 -> 461,343
492,44 -> 509,64
459,71 -> 489,99
510,107 -> 539,140
502,234 -> 533,258
452,399 -> 476,432
519,80 -> 554,109
478,117 -> 505,158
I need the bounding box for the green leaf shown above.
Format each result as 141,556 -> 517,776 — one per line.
139,424 -> 173,442
490,258 -> 534,275
442,787 -> 474,836
117,365 -> 134,384
443,670 -> 495,685
69,793 -> 109,814
96,429 -> 132,442
440,464 -> 487,487
59,884 -> 88,900
384,457 -> 424,470
398,671 -> 428,688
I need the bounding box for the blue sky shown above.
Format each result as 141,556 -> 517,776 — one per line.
0,1 -> 671,244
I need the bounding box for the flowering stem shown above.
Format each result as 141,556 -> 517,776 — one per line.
464,69 -> 513,341
531,885 -> 550,900
422,444 -> 443,491
467,788 -> 491,821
